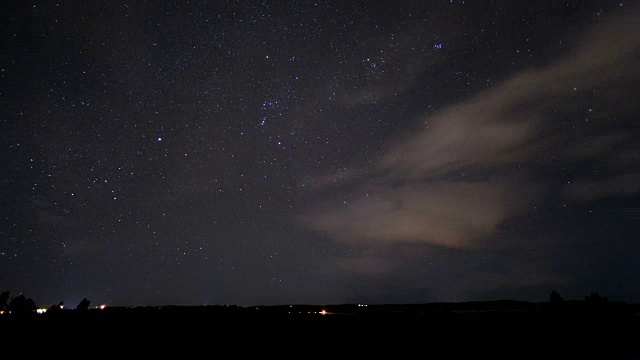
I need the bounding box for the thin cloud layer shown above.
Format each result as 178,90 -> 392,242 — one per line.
302,7 -> 640,255
306,181 -> 532,249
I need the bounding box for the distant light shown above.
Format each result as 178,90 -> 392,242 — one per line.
157,137 -> 162,142
37,308 -> 47,314
99,305 -> 106,310
320,310 -> 327,315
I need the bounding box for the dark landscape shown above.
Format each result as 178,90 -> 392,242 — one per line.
1,291 -> 639,358
3,293 -> 639,356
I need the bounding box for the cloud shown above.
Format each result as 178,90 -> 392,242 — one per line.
301,6 -> 640,257
304,180 -> 535,249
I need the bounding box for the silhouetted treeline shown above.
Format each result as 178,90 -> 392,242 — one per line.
1,289 -> 638,323
2,289 -> 639,359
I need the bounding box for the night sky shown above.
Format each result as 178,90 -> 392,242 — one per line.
3,1 -> 639,308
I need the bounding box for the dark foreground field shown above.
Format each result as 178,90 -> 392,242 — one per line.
3,300 -> 639,358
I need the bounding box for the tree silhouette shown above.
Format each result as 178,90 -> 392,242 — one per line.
549,290 -> 564,303
47,301 -> 64,313
585,292 -> 608,303
8,294 -> 37,316
77,298 -> 91,311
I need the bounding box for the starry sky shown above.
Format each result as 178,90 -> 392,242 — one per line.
3,0 -> 639,308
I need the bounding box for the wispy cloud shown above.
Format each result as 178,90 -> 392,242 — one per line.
301,6 -> 640,266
